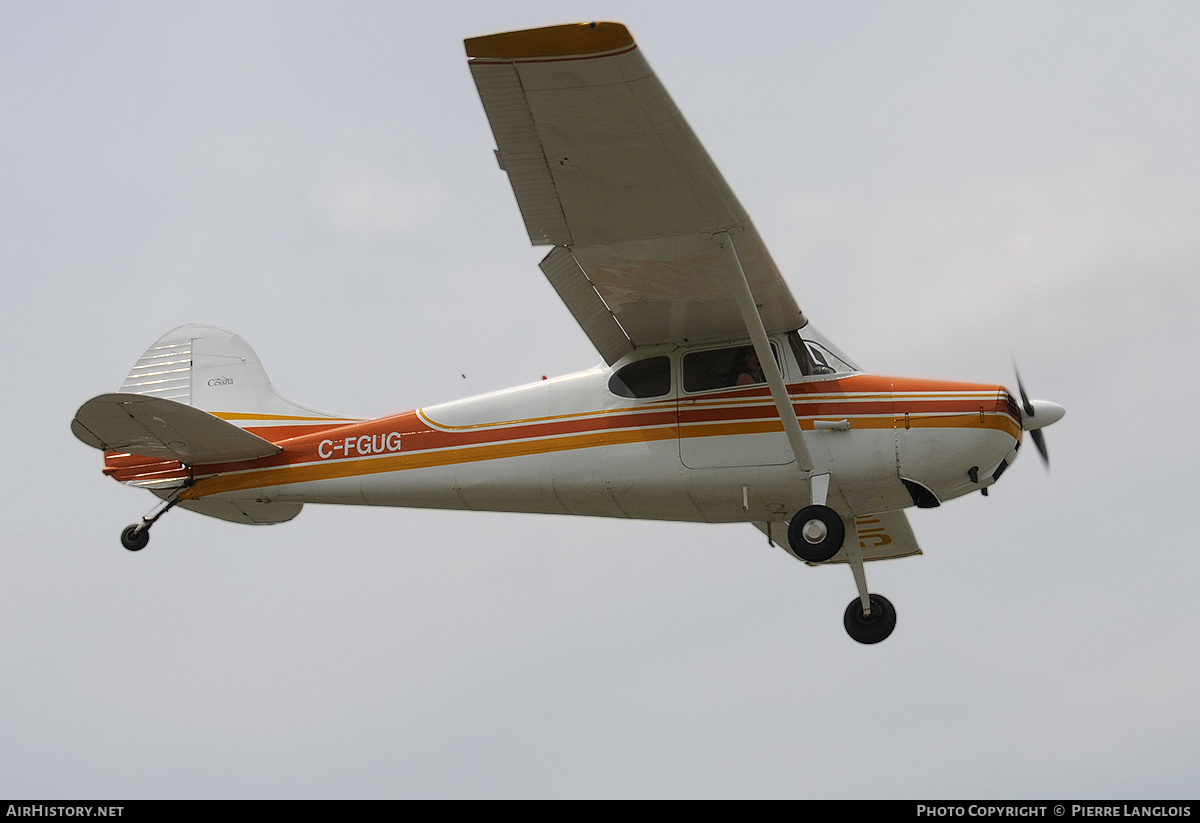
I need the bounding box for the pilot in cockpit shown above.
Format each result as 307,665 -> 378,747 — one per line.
732,347 -> 765,386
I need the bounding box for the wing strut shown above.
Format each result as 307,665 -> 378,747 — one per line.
717,232 -> 814,476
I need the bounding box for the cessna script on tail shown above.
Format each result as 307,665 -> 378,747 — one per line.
72,22 -> 1064,644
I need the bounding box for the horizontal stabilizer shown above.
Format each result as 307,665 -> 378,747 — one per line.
178,498 -> 302,525
72,393 -> 282,464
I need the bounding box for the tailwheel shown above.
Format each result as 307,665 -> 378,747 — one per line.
843,593 -> 896,644
787,504 -> 845,563
120,524 -> 149,552
118,489 -> 186,552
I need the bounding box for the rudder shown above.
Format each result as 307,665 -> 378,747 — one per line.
119,324 -> 354,434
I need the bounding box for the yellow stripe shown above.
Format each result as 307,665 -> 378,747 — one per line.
421,387 -> 1004,432
183,422 -> 678,499
904,412 -> 1022,439
210,412 -> 362,423
424,390 -> 997,430
418,401 -> 672,432
184,411 -> 1019,499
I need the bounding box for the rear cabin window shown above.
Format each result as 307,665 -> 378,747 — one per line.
682,344 -> 779,393
608,356 -> 672,398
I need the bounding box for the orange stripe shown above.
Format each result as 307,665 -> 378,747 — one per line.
183,423 -> 680,499
108,375 -> 1020,490
181,411 -> 1019,500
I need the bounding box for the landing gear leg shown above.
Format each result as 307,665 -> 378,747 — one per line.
781,470 -> 897,642
120,491 -> 185,552
842,524 -> 896,644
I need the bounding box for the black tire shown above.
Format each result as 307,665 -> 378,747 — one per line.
843,593 -> 897,644
786,504 -> 845,562
120,524 -> 149,552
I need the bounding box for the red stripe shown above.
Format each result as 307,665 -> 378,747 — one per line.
103,377 -> 1017,484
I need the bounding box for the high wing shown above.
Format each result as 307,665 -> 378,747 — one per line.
466,22 -> 806,364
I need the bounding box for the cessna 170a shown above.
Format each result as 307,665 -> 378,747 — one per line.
71,22 -> 1064,644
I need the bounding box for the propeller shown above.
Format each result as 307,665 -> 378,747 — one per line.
1013,364 -> 1065,468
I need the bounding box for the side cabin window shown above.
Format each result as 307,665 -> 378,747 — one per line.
682,344 -> 779,393
609,356 -> 672,399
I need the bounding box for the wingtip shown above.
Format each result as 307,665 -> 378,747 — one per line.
465,22 -> 633,60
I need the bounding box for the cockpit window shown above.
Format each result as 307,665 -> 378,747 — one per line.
683,344 -> 779,393
789,329 -> 858,376
609,356 -> 672,398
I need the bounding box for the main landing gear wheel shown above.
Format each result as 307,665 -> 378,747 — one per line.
120,525 -> 149,552
843,593 -> 897,644
787,504 -> 845,563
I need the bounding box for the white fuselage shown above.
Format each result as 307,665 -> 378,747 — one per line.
171,336 -> 1022,526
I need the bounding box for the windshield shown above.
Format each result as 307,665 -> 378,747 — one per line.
789,326 -> 859,375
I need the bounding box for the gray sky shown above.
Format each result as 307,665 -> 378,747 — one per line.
3,0 -> 1199,798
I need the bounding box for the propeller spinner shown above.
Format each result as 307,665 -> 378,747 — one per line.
1014,367 -> 1065,467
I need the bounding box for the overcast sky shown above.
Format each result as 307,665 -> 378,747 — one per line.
3,1 -> 1199,799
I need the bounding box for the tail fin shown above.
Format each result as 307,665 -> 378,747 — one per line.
73,324 -> 355,526
119,324 -> 357,437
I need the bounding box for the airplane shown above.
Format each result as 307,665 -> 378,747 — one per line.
71,22 -> 1064,644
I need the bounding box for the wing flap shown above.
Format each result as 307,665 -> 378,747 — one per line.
538,246 -> 632,363
72,393 -> 282,464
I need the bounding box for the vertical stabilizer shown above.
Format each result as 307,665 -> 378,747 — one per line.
119,324 -> 350,427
